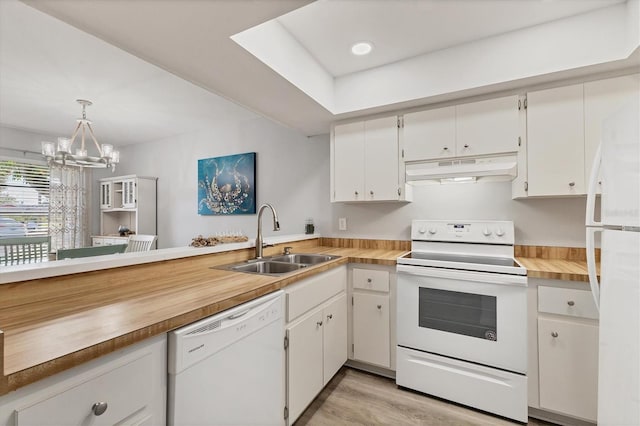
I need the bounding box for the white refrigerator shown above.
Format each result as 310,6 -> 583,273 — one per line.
586,94 -> 640,426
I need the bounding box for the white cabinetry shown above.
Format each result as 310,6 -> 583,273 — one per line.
527,84 -> 585,196
332,117 -> 409,202
95,175 -> 157,247
348,265 -> 395,371
522,73 -> 639,198
403,95 -> 520,161
529,279 -> 599,423
584,74 -> 640,194
285,266 -> 347,423
0,335 -> 166,426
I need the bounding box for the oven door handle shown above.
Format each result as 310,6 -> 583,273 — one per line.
397,265 -> 527,287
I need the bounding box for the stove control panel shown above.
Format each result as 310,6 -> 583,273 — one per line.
411,220 -> 515,245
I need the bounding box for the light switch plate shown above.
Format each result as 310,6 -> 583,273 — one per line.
338,217 -> 347,231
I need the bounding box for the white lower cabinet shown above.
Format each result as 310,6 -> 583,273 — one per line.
353,293 -> 390,368
285,266 -> 347,424
348,265 -> 395,371
530,279 -> 599,423
0,334 -> 166,426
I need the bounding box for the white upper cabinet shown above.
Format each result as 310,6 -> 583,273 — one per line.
332,116 -> 408,202
403,106 -> 456,161
333,121 -> 365,201
364,117 -> 401,201
403,96 -> 520,162
584,74 -> 640,194
456,96 -> 520,157
527,84 -> 585,196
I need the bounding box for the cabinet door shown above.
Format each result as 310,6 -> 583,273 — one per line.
100,182 -> 112,209
456,95 -> 520,157
527,84 -> 585,196
322,294 -> 347,385
584,74 -> 640,195
287,310 -> 324,423
333,122 -> 365,201
122,179 -> 136,208
353,292 -> 390,368
403,106 -> 456,161
364,116 -> 399,201
538,317 -> 598,422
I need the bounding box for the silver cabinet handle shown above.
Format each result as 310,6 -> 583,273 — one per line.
569,182 -> 575,187
551,331 -> 559,338
567,300 -> 575,306
317,320 -> 323,327
327,314 -> 333,320
377,305 -> 382,310
92,402 -> 108,416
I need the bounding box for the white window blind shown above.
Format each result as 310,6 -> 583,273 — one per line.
0,159 -> 50,237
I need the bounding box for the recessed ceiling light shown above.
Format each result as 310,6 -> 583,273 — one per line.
351,42 -> 373,56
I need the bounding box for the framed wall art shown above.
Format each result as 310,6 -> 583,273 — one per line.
198,152 -> 256,215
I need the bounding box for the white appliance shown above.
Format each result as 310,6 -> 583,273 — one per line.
586,97 -> 640,425
396,220 -> 528,422
167,290 -> 285,426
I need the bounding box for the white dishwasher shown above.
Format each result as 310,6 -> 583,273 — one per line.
168,290 -> 285,426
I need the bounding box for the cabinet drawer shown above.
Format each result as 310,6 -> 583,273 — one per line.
286,266 -> 346,322
538,286 -> 599,320
353,268 -> 389,292
15,353 -> 153,426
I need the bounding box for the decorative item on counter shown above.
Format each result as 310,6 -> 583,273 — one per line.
305,218 -> 315,235
190,231 -> 249,247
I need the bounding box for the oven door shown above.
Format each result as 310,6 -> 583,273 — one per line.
397,265 -> 527,374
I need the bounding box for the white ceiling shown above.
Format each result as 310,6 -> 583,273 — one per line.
1,0 -> 638,141
278,0 -> 625,77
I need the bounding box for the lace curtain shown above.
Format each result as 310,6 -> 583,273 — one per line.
48,164 -> 88,250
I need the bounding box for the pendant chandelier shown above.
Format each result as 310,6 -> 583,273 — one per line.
41,99 -> 120,171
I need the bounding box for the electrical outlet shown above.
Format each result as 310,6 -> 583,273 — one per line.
338,217 -> 347,231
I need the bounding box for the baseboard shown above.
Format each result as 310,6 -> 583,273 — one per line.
345,359 -> 396,380
528,407 -> 596,426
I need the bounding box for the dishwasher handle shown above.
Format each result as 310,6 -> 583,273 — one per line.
227,309 -> 251,320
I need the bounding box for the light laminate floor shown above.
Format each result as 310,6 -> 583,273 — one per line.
295,368 -> 554,426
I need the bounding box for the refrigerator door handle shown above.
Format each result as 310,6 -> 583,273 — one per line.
586,227 -> 601,311
586,141 -> 602,227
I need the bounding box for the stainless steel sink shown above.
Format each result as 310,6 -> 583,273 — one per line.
230,260 -> 306,275
214,253 -> 341,276
269,253 -> 340,265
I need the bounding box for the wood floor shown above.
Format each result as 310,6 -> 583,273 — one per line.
295,367 -> 554,426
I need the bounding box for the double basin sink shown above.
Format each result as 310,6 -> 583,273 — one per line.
216,253 -> 341,276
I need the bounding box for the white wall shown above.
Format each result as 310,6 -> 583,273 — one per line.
329,179 -> 593,247
111,117 -> 330,249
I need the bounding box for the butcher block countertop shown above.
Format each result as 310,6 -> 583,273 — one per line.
515,244 -> 600,283
0,238 -> 597,396
0,237 -> 407,396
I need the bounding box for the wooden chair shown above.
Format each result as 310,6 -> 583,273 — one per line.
0,236 -> 50,266
57,244 -> 128,260
125,234 -> 157,253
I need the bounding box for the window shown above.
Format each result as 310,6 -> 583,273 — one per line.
0,159 -> 50,237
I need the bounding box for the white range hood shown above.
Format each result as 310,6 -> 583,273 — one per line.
405,154 -> 518,183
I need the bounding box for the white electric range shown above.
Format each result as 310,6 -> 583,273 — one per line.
396,220 -> 528,422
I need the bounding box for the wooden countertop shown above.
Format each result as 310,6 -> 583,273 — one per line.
0,238 -> 598,396
516,257 -> 596,282
0,241 -> 406,395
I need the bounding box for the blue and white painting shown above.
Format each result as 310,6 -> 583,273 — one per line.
198,152 -> 256,215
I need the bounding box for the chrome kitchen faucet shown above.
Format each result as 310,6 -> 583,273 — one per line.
255,203 -> 280,259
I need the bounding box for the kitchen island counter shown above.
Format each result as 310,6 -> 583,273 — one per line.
0,237 -> 407,395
